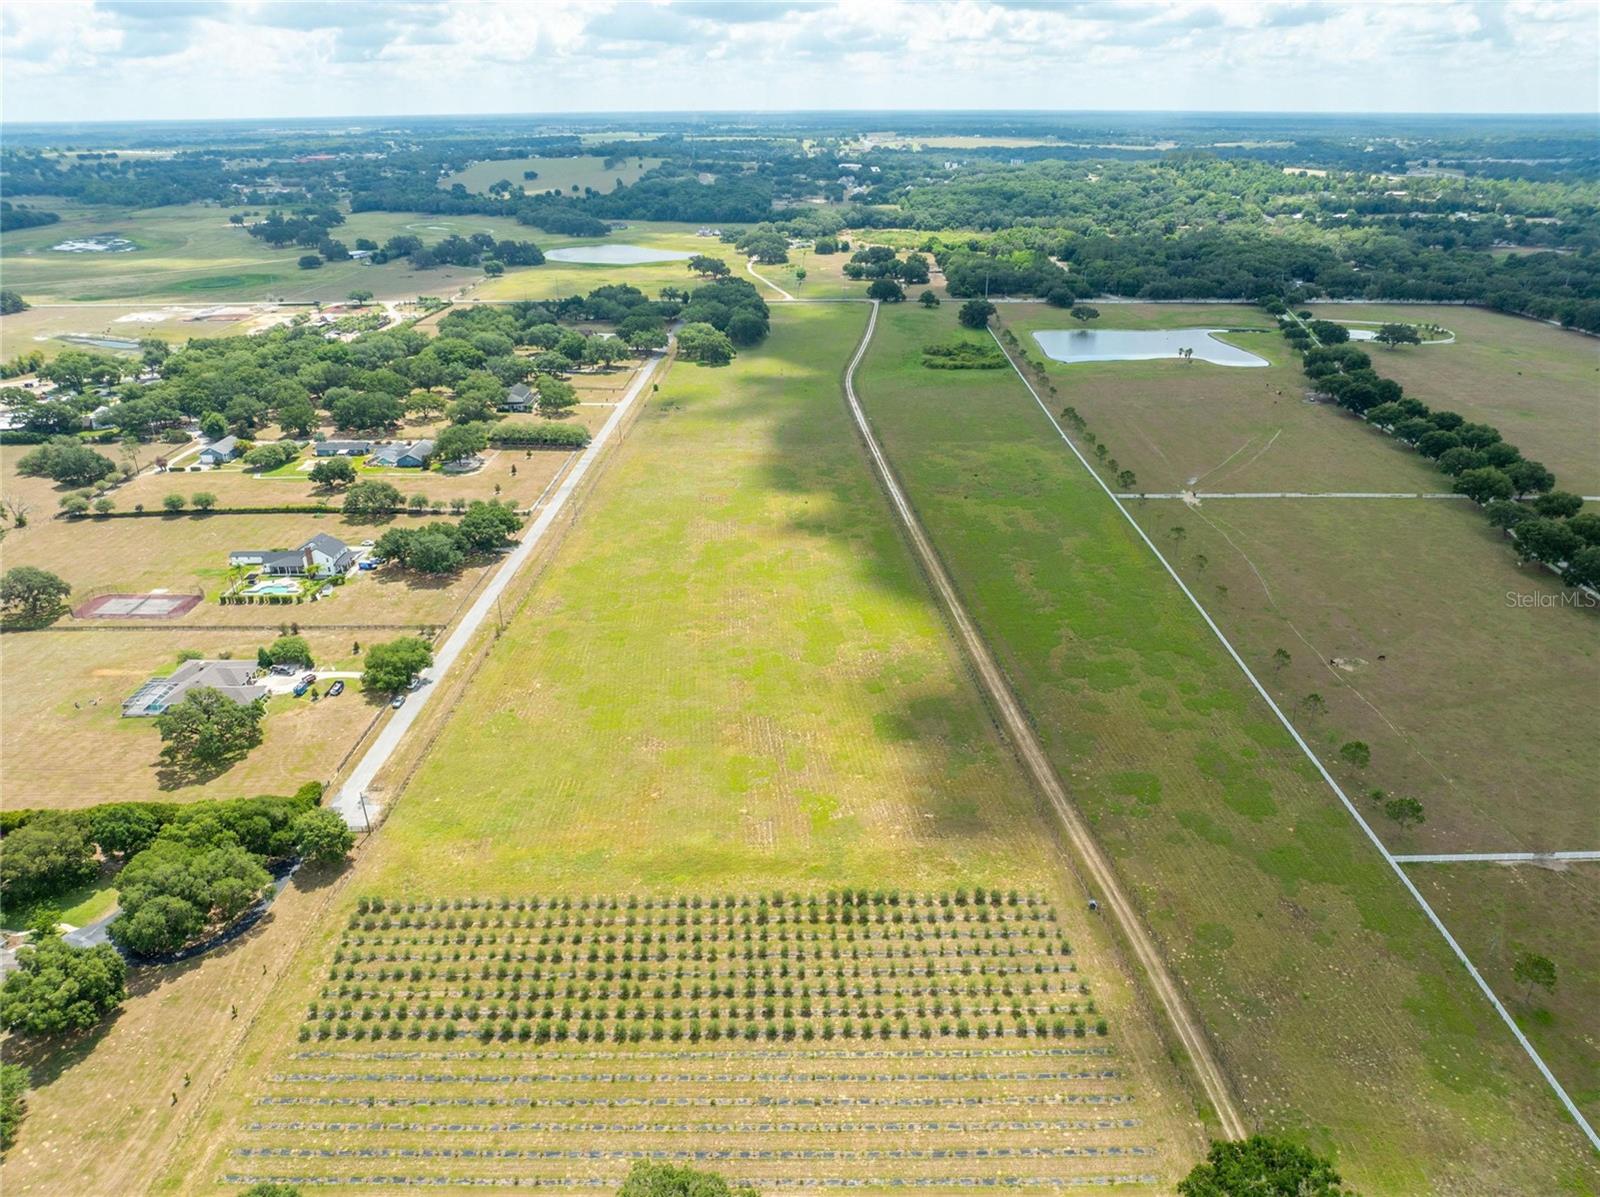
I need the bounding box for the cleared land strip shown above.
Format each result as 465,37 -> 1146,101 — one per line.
988,325 -> 1600,1155
1395,851 -> 1600,864
330,346 -> 669,828
1120,492 -> 1600,501
842,301 -> 1248,1142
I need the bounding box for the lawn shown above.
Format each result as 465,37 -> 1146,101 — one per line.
151,302 -> 1201,1195
440,154 -> 663,196
470,222 -> 734,303
1304,304 -> 1600,493
853,300 -> 1599,1193
1121,495 -> 1600,856
1409,862 -> 1600,1127
995,303 -> 1446,494
0,302 -> 257,362
0,628 -> 377,810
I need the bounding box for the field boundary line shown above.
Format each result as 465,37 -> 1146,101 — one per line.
1116,492 -> 1473,501
329,347 -> 671,827
843,300 -> 1248,1141
988,323 -> 1600,1153
1394,851 -> 1600,864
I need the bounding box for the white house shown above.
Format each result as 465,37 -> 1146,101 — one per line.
198,435 -> 239,465
230,532 -> 355,578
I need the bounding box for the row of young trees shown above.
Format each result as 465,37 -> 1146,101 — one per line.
1285,321 -> 1599,588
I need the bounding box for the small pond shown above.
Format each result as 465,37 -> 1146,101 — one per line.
57,333 -> 142,352
50,234 -> 138,254
544,244 -> 693,265
1032,327 -> 1269,368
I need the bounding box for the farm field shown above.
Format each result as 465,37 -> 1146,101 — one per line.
440,154 -> 663,196
1305,304 -> 1600,493
1409,862 -> 1600,1127
0,302 -> 260,362
995,303 -> 1446,494
0,628 -> 377,810
0,203 -> 533,304
1119,495 -> 1599,855
156,302 -> 1202,1195
854,300 -> 1600,1193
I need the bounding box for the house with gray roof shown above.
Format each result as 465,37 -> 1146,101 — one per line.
315,439 -> 373,456
122,659 -> 266,717
500,382 -> 537,412
198,435 -> 239,465
369,439 -> 434,468
230,532 -> 354,577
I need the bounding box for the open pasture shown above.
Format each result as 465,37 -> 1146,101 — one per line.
163,302 -> 1199,1194
1408,862 -> 1600,1128
0,627 -> 375,809
996,303 -> 1444,494
0,301 -> 259,360
855,300 -> 1600,1193
441,155 -> 663,196
219,890 -> 1163,1194
1305,304 -> 1600,493
0,203 -> 535,304
1121,495 -> 1599,856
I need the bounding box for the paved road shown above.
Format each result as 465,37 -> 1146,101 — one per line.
329,345 -> 670,828
841,300 -> 1250,1141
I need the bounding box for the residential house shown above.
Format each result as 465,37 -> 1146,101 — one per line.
500,382 -> 537,413
369,439 -> 434,468
315,439 -> 373,457
229,532 -> 355,578
198,435 -> 239,465
122,659 -> 265,717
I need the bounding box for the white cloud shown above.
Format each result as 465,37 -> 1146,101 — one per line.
0,0 -> 1594,121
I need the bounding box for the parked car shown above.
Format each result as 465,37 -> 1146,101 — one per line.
293,681 -> 310,697
301,673 -> 317,686
407,675 -> 424,691
270,664 -> 295,675
327,680 -> 345,697
390,694 -> 405,709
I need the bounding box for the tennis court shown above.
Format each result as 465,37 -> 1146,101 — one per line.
73,591 -> 203,619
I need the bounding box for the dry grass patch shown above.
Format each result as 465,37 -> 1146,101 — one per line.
0,627 -> 379,809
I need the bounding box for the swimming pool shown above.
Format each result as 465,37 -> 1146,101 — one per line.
240,579 -> 302,596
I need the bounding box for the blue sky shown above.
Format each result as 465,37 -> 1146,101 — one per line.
3,1 -> 1596,123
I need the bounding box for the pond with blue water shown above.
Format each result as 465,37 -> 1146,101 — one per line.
544,244 -> 694,265
1032,327 -> 1270,368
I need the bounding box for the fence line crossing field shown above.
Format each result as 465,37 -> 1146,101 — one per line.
158,302 -> 1201,1194
853,300 -> 1600,1194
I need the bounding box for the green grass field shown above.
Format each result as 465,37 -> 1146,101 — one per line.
156,302 -> 1201,1195
1410,862 -> 1600,1126
1304,305 -> 1600,493
1122,496 -> 1599,856
854,300 -> 1600,1193
996,304 -> 1445,494
441,155 -> 663,196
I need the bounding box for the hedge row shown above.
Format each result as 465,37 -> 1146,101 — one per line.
489,421 -> 591,448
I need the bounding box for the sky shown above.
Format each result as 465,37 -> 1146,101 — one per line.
2,0 -> 1597,124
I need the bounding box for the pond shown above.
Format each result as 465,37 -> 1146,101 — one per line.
544,243 -> 693,265
57,333 -> 143,352
1032,327 -> 1269,368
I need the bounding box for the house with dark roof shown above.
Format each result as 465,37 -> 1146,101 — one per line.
315,439 -> 373,457
198,435 -> 239,465
500,382 -> 537,412
122,659 -> 266,717
369,439 -> 434,468
230,533 -> 354,577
